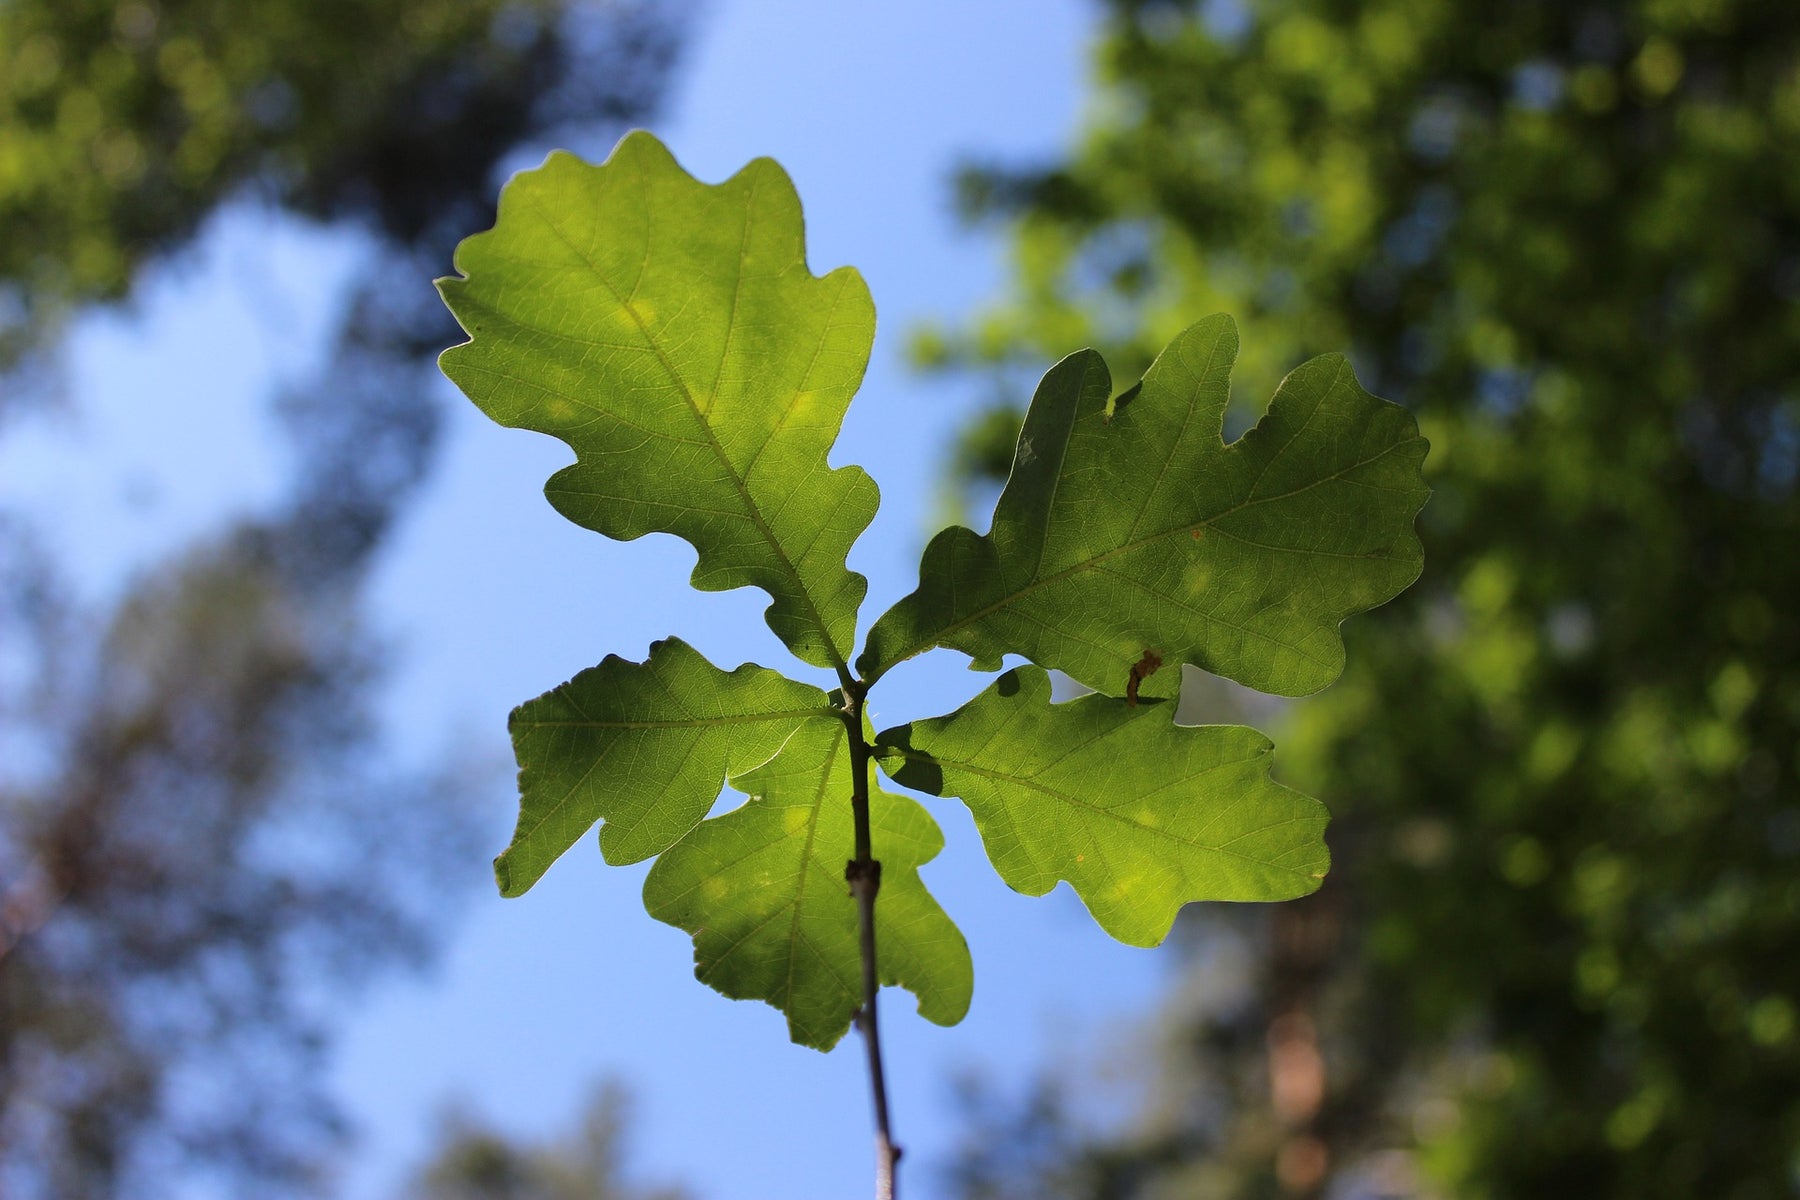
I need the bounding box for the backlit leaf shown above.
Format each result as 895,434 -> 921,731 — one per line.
497,637 -> 838,896
875,666 -> 1329,946
859,315 -> 1429,699
644,720 -> 972,1050
438,131 -> 878,673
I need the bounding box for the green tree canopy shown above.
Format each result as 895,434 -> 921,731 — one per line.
404,1083 -> 691,1200
0,0 -> 677,380
935,0 -> 1800,1196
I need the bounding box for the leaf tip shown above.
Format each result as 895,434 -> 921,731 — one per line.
600,127 -> 673,169
788,1020 -> 849,1053
493,853 -> 526,899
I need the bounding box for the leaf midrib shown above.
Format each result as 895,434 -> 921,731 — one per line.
783,735 -> 839,1019
521,180 -> 854,676
879,746 -> 1322,879
878,433 -> 1425,675
670,734 -> 855,1043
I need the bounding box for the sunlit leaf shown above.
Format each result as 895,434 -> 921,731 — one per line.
875,666 -> 1328,946
497,637 -> 838,896
644,720 -> 972,1050
439,131 -> 878,672
860,315 -> 1429,699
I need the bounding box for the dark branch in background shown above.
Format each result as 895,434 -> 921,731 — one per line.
0,2 -> 689,1194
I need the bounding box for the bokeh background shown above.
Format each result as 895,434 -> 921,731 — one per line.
2,1 -> 1796,1198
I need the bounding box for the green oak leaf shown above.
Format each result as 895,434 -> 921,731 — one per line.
874,666 -> 1328,947
438,131 -> 878,673
644,720 -> 973,1050
859,314 -> 1429,699
497,637 -> 839,896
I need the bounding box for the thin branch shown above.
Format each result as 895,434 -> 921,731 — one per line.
841,681 -> 900,1199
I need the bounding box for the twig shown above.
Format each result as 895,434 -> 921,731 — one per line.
841,681 -> 900,1199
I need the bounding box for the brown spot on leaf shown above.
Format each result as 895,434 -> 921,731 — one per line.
1125,649 -> 1163,707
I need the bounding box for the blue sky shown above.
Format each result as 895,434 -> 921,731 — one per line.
1,3 -> 1196,1196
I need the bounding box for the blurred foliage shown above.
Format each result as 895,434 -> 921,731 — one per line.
932,0 -> 1800,1196
0,0 -> 678,386
0,0 -> 684,1195
404,1083 -> 691,1200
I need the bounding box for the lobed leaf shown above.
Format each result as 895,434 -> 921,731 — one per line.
859,315 -> 1429,699
438,131 -> 878,673
644,720 -> 973,1050
875,666 -> 1329,946
497,637 -> 838,896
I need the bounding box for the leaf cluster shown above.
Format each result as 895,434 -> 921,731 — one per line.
437,131 -> 1427,1048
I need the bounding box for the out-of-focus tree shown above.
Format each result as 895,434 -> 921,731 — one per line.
405,1083 -> 692,1200
0,511 -> 461,1197
0,0 -> 677,383
927,1 -> 1800,1196
0,2 -> 686,1194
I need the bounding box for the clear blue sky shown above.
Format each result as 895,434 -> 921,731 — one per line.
0,3 -> 1194,1196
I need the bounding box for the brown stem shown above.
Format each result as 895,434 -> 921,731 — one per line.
841,682 -> 900,1199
